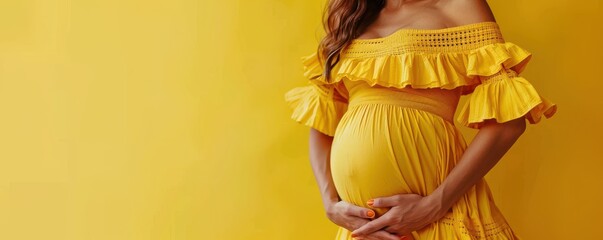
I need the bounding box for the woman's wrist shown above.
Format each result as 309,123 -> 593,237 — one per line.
424,189 -> 452,218
323,197 -> 340,212
324,198 -> 343,222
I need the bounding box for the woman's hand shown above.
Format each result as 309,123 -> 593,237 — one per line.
350,193 -> 448,239
326,200 -> 403,240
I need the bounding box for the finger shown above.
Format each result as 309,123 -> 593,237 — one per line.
385,224 -> 417,240
351,215 -> 390,237
384,225 -> 406,234
369,195 -> 401,208
399,233 -> 415,240
374,230 -> 401,240
386,229 -> 413,240
371,193 -> 421,208
353,230 -> 397,240
345,203 -> 376,219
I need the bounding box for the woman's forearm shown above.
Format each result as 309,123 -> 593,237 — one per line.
428,117 -> 527,213
309,128 -> 341,211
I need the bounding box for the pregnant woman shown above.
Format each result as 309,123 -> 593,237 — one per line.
284,0 -> 557,239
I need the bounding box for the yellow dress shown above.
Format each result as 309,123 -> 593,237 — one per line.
284,21 -> 557,240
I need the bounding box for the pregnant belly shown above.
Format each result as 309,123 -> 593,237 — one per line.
330,103 -> 466,216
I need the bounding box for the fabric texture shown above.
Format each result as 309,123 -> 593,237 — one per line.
284,21 -> 557,239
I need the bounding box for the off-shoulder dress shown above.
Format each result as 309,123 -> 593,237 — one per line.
284,21 -> 557,240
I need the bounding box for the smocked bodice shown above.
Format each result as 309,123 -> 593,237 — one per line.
344,79 -> 460,123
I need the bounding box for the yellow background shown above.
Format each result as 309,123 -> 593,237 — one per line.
0,0 -> 601,239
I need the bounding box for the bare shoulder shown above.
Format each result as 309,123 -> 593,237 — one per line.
437,0 -> 497,26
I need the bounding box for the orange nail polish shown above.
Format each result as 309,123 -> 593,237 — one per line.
367,210 -> 375,218
367,199 -> 374,206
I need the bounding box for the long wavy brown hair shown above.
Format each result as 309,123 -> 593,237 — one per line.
317,0 -> 385,81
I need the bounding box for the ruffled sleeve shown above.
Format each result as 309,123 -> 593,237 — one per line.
284,68 -> 349,136
456,42 -> 557,129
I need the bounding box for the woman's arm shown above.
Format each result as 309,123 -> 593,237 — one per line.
429,118 -> 526,212
309,128 -> 377,222
350,117 -> 526,238
309,128 -> 339,210
308,128 -> 340,211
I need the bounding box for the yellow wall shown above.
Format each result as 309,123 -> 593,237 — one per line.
474,1 -> 603,239
0,0 -> 600,239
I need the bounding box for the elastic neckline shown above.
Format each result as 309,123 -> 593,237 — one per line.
351,21 -> 499,43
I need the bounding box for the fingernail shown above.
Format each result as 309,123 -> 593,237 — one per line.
400,236 -> 408,240
367,210 -> 375,218
367,199 -> 374,207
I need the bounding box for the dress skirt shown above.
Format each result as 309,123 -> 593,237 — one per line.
329,81 -> 521,240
